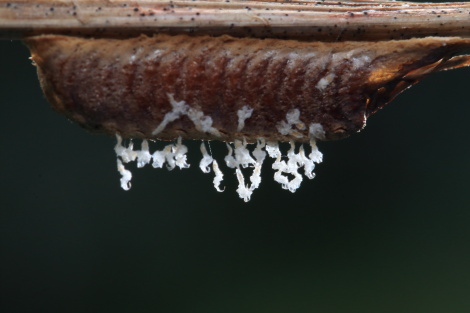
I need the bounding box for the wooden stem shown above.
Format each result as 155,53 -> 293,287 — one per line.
1,0 -> 470,40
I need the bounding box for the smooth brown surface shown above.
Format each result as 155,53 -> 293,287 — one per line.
26,34 -> 470,142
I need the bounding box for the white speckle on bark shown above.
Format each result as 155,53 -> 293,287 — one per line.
315,73 -> 335,91
237,105 -> 254,131
277,109 -> 306,138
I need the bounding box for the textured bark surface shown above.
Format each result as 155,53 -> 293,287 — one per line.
26,34 -> 470,142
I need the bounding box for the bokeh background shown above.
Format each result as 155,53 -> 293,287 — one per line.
1,29 -> 470,312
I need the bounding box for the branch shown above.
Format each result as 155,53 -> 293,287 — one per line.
1,0 -> 470,41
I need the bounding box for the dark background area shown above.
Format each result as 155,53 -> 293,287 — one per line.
1,33 -> 470,312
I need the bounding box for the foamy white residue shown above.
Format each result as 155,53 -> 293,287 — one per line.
212,160 -> 224,192
309,123 -> 326,140
276,109 -> 306,138
117,159 -> 132,191
352,55 -> 372,70
266,140 -> 323,192
315,73 -> 335,91
199,142 -> 214,173
115,120 -> 325,201
237,106 -> 254,131
199,142 -> 225,192
152,94 -> 221,137
224,139 -> 266,202
114,134 -> 190,190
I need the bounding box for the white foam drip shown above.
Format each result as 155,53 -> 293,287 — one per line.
212,160 -> 224,192
222,139 -> 267,202
266,140 -> 323,192
114,134 -> 323,200
199,142 -> 214,173
117,159 -> 132,191
199,141 -> 225,192
136,140 -> 152,168
115,135 -> 137,163
173,137 -> 190,170
115,134 -> 190,189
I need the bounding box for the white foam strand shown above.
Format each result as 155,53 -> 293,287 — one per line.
199,141 -> 225,191
235,168 -> 252,202
199,142 -> 214,173
161,145 -> 176,170
136,140 -> 152,168
212,160 -> 224,192
115,134 -> 137,163
117,159 -> 132,191
151,149 -> 167,168
297,145 -> 314,179
265,141 -> 282,158
228,139 -> 256,168
173,137 -> 190,169
309,139 -> 323,164
252,138 -> 267,162
224,140 -> 253,201
250,139 -> 266,190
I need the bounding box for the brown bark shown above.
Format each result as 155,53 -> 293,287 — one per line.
26,34 -> 470,142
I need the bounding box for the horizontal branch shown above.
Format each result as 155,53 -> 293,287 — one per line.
1,0 -> 470,40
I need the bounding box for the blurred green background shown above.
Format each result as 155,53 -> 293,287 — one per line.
1,35 -> 470,312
